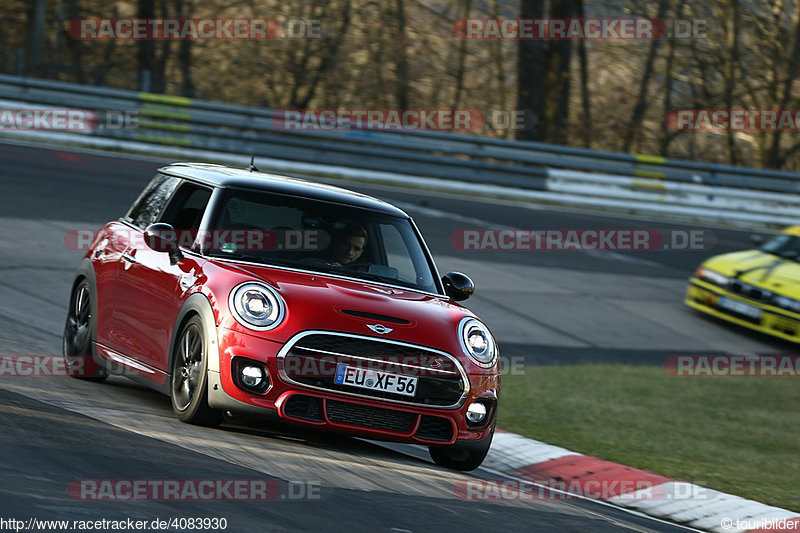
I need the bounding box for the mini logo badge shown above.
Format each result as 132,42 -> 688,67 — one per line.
366,324 -> 393,334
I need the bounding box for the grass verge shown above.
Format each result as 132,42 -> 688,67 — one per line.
497,363 -> 800,511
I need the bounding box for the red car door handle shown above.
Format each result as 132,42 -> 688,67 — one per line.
122,253 -> 138,263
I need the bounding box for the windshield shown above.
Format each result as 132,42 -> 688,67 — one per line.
761,234 -> 800,261
202,188 -> 439,293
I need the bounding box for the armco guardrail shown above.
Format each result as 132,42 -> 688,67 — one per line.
0,74 -> 546,189
2,73 -> 800,195
2,73 -> 800,228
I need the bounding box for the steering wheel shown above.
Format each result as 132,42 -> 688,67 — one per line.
343,261 -> 370,273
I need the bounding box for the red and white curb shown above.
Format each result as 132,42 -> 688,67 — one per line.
482,429 -> 799,533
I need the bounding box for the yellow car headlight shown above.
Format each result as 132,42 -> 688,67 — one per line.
772,295 -> 800,313
695,266 -> 730,287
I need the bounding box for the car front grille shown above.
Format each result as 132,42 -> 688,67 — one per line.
729,280 -> 771,302
279,332 -> 467,408
280,394 -> 455,442
325,400 -> 416,432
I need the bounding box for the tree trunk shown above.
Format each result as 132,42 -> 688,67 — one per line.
540,0 -> 575,144
63,0 -> 85,83
515,0 -> 546,141
659,0 -> 685,155
490,0 -> 508,136
27,0 -> 47,75
724,0 -> 740,165
137,0 -> 156,92
622,0 -> 669,152
294,0 -> 352,108
150,0 -> 172,94
766,0 -> 800,168
394,0 -> 410,109
576,0 -> 591,147
177,0 -> 194,97
452,0 -> 473,109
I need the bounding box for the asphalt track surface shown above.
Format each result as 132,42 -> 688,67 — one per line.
0,140 -> 792,532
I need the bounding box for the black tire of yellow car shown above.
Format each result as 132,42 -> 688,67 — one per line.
62,279 -> 107,381
428,422 -> 495,471
170,315 -> 222,427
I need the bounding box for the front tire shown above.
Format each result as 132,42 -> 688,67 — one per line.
62,279 -> 106,381
429,423 -> 495,471
170,315 -> 222,427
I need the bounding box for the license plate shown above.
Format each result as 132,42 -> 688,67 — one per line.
334,364 -> 418,397
718,297 -> 762,319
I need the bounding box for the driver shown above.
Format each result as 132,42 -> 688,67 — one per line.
329,223 -> 367,266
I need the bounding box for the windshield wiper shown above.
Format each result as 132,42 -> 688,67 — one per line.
346,271 -> 392,283
204,250 -> 270,264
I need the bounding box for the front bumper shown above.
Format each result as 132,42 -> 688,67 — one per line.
208,327 -> 499,444
685,278 -> 800,342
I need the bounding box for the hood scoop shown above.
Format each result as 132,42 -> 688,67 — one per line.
341,309 -> 411,325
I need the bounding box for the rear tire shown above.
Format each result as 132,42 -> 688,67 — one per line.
429,423 -> 494,471
170,315 -> 222,427
62,279 -> 107,381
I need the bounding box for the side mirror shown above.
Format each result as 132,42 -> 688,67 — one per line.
442,272 -> 475,301
144,223 -> 184,265
750,234 -> 765,246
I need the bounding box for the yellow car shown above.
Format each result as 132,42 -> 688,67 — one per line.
686,226 -> 800,342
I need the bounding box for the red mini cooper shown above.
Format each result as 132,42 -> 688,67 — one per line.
63,163 -> 499,470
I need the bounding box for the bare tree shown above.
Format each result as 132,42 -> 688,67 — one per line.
452,0 -> 473,109
766,0 -> 800,168
622,0 -> 669,152
136,0 -> 156,91
576,0 -> 591,147
393,0 -> 410,109
515,0 -> 546,141
288,0 -> 352,108
176,0 -> 194,97
27,0 -> 48,75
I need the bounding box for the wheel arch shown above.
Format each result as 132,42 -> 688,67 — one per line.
168,292 -> 220,380
70,259 -> 99,355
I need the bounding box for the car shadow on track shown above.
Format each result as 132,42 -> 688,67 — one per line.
94,376 -> 432,468
684,308 -> 800,354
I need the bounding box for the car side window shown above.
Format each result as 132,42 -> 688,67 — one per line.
124,174 -> 181,229
159,182 -> 212,229
158,182 -> 213,249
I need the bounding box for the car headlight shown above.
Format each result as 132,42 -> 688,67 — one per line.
229,282 -> 285,331
772,295 -> 800,313
458,318 -> 497,368
695,266 -> 729,287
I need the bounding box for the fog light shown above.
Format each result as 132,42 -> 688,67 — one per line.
466,402 -> 487,424
240,365 -> 264,388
